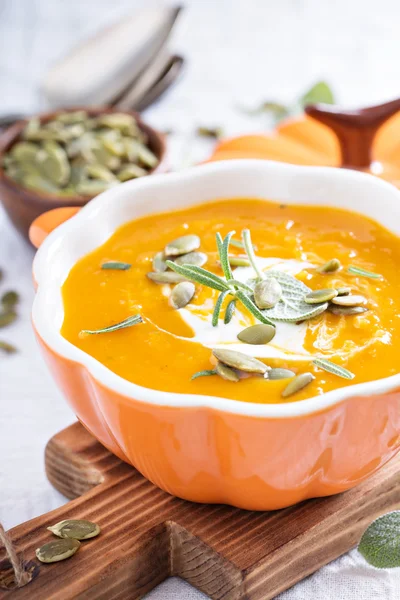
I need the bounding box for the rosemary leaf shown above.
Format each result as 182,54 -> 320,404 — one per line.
219,231 -> 235,282
242,229 -> 264,280
230,238 -> 257,250
226,279 -> 254,294
191,369 -> 217,380
312,358 -> 355,380
224,299 -> 236,324
101,261 -> 131,271
166,261 -> 230,293
212,290 -> 230,327
79,314 -> 142,337
347,266 -> 383,280
235,291 -> 275,326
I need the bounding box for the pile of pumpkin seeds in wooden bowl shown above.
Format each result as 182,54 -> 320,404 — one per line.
35,519 -> 100,564
1,110 -> 161,198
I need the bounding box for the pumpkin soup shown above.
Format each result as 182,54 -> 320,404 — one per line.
61,199 -> 400,404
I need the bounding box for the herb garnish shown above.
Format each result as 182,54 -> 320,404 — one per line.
101,261 -> 131,271
79,314 -> 142,337
358,512 -> 400,568
347,266 -> 383,280
312,358 -> 355,380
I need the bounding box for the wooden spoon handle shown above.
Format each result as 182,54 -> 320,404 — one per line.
305,98 -> 400,168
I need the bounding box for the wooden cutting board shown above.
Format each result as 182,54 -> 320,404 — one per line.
1,422 -> 399,599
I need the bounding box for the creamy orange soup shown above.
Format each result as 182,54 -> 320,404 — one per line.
61,199 -> 400,403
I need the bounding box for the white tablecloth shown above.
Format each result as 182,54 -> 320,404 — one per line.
0,0 -> 399,597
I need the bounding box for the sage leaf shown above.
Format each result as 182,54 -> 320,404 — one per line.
79,314 -> 142,337
191,369 -> 217,380
348,266 -> 383,280
101,261 -> 131,270
300,81 -> 335,107
212,290 -> 230,327
312,358 -> 355,380
358,512 -> 400,569
260,271 -> 328,322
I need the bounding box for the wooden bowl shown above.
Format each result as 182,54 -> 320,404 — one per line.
0,107 -> 166,241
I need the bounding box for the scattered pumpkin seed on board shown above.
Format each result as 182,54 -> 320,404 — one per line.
36,538 -> 81,563
47,519 -> 100,541
3,111 -> 159,196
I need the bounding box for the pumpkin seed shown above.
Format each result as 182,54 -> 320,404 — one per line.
153,251 -> 167,273
267,368 -> 295,380
0,311 -> 17,328
328,305 -> 368,316
76,179 -> 116,196
0,340 -> 17,354
137,144 -> 158,168
9,141 -> 38,163
336,286 -> 351,296
164,235 -> 201,257
23,117 -> 41,140
331,294 -> 367,307
84,164 -> 116,182
305,288 -> 338,304
20,173 -> 60,194
147,271 -> 188,284
170,282 -> 195,309
282,372 -> 315,398
254,279 -> 282,309
116,164 -> 147,181
196,126 -> 224,139
36,141 -> 70,186
174,251 -> 208,267
35,538 -> 80,563
212,348 -> 268,374
237,324 -> 276,345
1,291 -> 19,309
96,113 -> 138,136
317,258 -> 341,273
216,361 -> 240,382
55,110 -> 87,124
228,256 -> 250,267
47,519 -> 100,540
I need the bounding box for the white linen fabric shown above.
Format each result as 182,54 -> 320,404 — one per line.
0,1 -> 399,598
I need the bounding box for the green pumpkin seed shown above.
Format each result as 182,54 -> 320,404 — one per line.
137,144 -> 158,169
23,117 -> 41,140
116,164 -> 147,181
36,141 -> 70,186
90,144 -> 121,171
305,288 -> 338,304
317,258 -> 341,274
84,164 -> 116,182
20,173 -> 61,194
2,291 -> 19,309
153,251 -> 167,273
228,256 -> 250,267
55,110 -> 87,124
9,142 -> 38,164
267,368 -> 295,380
36,538 -> 80,563
174,251 -> 208,267
96,113 -> 138,136
0,310 -> 17,328
216,361 -> 240,382
212,348 -> 268,374
170,282 -> 195,309
328,305 -> 368,316
282,372 -> 315,398
336,287 -> 351,296
47,519 -> 100,540
254,278 -> 282,309
164,235 -> 201,257
147,271 -> 188,284
331,294 -> 367,307
0,340 -> 17,354
237,324 -> 276,345
76,179 -> 116,196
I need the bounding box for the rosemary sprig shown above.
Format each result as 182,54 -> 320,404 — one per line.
191,369 -> 217,380
79,314 -> 143,337
242,229 -> 264,280
312,358 -> 355,380
165,262 -> 230,293
224,299 -> 236,324
235,291 -> 275,326
347,266 -> 383,280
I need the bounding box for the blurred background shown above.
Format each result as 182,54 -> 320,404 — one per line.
1,1 -> 400,598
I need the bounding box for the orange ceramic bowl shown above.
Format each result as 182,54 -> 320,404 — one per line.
31,160 -> 400,510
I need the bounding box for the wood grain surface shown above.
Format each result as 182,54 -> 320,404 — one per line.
1,422 -> 399,599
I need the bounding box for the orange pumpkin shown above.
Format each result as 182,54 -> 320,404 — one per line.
209,99 -> 400,187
